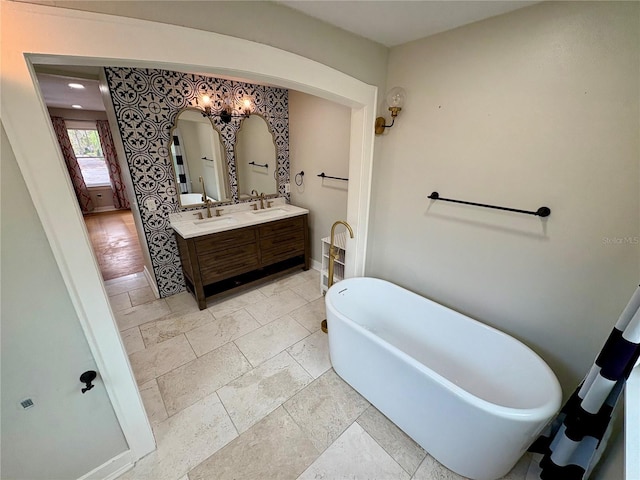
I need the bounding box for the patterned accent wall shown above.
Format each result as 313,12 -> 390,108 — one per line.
104,67 -> 289,297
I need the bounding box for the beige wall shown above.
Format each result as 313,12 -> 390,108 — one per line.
0,123 -> 128,478
289,91 -> 351,264
370,1 -> 640,394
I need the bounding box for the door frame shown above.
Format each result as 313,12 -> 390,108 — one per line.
1,1 -> 376,471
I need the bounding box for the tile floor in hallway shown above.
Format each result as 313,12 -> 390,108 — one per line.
107,269 -> 532,480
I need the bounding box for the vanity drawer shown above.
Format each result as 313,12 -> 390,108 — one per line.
199,243 -> 259,283
195,227 -> 257,255
259,216 -> 304,238
260,230 -> 306,265
260,229 -> 305,251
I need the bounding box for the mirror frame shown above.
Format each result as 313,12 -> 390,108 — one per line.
169,107 -> 231,209
235,113 -> 280,201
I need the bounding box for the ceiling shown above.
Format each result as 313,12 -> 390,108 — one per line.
278,1 -> 539,47
34,1 -> 539,110
36,71 -> 105,112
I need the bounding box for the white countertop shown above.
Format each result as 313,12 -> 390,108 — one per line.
169,198 -> 309,238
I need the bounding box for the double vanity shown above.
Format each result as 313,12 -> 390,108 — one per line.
170,200 -> 310,310
167,105 -> 307,309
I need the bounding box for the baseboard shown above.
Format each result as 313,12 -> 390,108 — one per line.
311,259 -> 322,272
92,206 -> 118,213
77,450 -> 134,480
144,265 -> 160,299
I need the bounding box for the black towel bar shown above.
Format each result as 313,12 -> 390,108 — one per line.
318,172 -> 348,182
249,161 -> 268,168
427,191 -> 550,217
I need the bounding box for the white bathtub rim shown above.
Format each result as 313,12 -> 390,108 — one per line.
326,278 -> 562,420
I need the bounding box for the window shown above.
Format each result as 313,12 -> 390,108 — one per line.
67,129 -> 111,187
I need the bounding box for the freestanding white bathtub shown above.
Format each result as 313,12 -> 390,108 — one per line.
326,277 -> 562,480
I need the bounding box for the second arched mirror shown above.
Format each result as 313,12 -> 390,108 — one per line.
169,108 -> 230,208
235,114 -> 278,200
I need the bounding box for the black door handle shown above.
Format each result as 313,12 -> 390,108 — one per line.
80,370 -> 97,394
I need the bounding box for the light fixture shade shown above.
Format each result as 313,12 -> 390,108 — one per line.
386,87 -> 406,109
375,86 -> 406,135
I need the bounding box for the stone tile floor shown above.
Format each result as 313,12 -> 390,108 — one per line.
107,269 -> 532,480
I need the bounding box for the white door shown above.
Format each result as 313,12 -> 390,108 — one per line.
1,125 -> 129,479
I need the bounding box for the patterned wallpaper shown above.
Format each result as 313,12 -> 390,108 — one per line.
104,67 -> 289,297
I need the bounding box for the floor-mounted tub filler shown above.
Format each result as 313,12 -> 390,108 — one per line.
326,277 -> 562,480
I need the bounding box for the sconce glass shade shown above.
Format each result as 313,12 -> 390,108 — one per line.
386,87 -> 406,109
375,86 -> 406,135
200,95 -> 212,116
241,96 -> 253,116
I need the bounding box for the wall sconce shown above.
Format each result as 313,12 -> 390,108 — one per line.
199,94 -> 252,123
241,96 -> 252,117
375,87 -> 406,135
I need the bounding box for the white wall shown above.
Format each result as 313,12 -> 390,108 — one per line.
0,123 -> 129,479
88,185 -> 117,211
370,1 -> 639,394
290,91 -> 351,264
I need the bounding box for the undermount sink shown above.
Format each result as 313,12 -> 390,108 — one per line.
193,216 -> 238,226
251,208 -> 288,216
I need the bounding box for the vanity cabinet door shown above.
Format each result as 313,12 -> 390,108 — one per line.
195,227 -> 260,283
199,243 -> 260,283
259,216 -> 306,266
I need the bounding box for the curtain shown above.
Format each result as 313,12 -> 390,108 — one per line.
172,134 -> 189,194
50,116 -> 94,213
528,286 -> 640,479
96,120 -> 130,209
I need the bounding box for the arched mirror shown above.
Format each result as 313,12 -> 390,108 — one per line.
169,108 -> 230,207
235,114 -> 278,200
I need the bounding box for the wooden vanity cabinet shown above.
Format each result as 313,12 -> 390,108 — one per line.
175,214 -> 310,309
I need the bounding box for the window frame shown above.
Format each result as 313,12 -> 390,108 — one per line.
66,123 -> 112,188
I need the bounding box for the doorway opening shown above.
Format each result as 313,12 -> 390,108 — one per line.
34,67 -> 148,284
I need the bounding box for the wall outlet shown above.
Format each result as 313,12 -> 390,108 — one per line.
285,183 -> 290,193
145,198 -> 157,211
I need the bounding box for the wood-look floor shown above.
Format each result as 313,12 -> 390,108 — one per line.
84,210 -> 145,281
